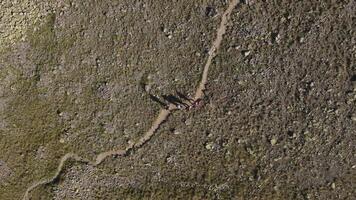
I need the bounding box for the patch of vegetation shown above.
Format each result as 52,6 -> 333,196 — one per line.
0,13 -> 71,199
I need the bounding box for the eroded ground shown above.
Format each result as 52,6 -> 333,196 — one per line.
0,0 -> 355,200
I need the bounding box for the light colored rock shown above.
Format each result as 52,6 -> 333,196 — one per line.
205,142 -> 214,150
173,129 -> 181,135
243,50 -> 251,56
351,115 -> 356,122
184,118 -> 192,126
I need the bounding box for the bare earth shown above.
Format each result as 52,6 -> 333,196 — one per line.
0,0 -> 355,200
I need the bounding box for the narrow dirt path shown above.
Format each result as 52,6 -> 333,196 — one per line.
22,108 -> 178,200
22,153 -> 90,200
22,1 -> 238,199
195,0 -> 238,100
94,105 -> 174,165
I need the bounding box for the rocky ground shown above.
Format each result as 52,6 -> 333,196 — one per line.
0,0 -> 355,200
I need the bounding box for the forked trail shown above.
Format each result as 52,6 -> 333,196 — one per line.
22,1 -> 238,199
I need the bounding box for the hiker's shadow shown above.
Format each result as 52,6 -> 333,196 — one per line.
149,91 -> 193,109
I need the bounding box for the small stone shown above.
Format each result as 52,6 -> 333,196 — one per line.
271,32 -> 281,44
184,118 -> 192,126
205,142 -> 214,150
299,37 -> 305,43
166,156 -> 174,163
59,138 -> 65,143
242,50 -> 251,56
144,84 -> 151,92
331,183 -> 336,189
127,140 -> 134,146
170,128 -> 181,135
273,185 -> 279,191
270,138 -> 277,146
173,129 -> 181,135
281,17 -> 286,23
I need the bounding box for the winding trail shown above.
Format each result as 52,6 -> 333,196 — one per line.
22,1 -> 238,199
194,0 -> 237,100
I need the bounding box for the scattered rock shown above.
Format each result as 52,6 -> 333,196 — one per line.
242,50 -> 251,57
205,142 -> 220,151
184,118 -> 192,126
162,27 -> 173,39
351,115 -> 356,122
270,138 -> 277,146
273,185 -> 279,191
271,32 -> 281,44
170,128 -> 181,135
36,146 -> 47,160
144,84 -> 151,92
299,37 -> 305,43
205,142 -> 214,150
331,182 -> 336,189
166,155 -> 176,164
